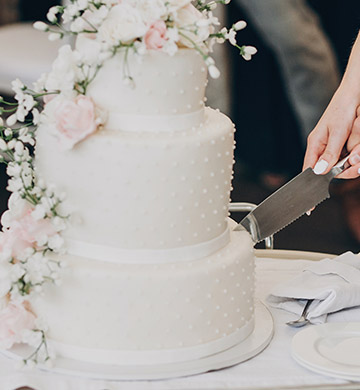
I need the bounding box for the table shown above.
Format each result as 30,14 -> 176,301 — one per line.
1,250 -> 359,390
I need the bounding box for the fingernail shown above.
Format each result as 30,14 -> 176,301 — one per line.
306,210 -> 312,216
350,153 -> 360,165
313,159 -> 328,175
358,167 -> 360,175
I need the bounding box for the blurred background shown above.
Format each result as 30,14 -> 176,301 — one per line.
0,0 -> 359,255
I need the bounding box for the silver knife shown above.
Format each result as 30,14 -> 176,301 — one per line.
234,156 -> 350,243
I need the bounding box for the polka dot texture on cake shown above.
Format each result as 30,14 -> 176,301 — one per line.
33,48 -> 256,366
36,108 -> 234,254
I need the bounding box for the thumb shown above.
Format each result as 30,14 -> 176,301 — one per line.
337,143 -> 360,179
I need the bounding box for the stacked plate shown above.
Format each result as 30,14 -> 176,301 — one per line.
292,322 -> 360,381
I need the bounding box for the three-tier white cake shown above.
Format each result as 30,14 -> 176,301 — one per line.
32,40 -> 255,365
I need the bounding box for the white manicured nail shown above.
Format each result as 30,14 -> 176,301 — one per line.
313,159 -> 328,175
352,153 -> 360,164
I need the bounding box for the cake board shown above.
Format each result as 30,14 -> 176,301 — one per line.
1,300 -> 273,381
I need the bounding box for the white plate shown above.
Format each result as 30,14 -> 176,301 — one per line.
1,301 -> 273,381
292,322 -> 360,381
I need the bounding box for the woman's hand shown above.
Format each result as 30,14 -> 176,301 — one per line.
303,100 -> 360,179
341,106 -> 360,178
303,31 -> 360,178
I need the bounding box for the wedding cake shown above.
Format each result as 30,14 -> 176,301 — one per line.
0,0 -> 258,368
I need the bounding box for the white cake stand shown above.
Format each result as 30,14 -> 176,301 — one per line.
1,300 -> 273,381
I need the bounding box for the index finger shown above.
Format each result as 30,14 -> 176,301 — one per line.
303,128 -> 327,171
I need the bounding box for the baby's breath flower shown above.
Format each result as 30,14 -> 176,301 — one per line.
48,32 -> 63,41
0,139 -> 7,151
227,29 -> 237,46
7,139 -> 16,150
33,21 -> 49,32
47,6 -> 62,23
6,114 -> 17,127
208,64 -> 220,79
234,20 -> 247,31
242,45 -> 257,61
4,128 -> 12,137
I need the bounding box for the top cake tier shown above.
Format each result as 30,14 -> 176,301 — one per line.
77,37 -> 208,133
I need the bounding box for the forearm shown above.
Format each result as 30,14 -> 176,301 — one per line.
339,31 -> 360,101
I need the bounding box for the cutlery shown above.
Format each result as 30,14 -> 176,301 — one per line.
234,156 -> 350,243
286,299 -> 313,328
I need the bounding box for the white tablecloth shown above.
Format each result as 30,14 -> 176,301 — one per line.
1,255 -> 357,390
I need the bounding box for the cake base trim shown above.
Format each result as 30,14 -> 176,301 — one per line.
2,302 -> 273,380
48,317 -> 254,365
66,226 -> 231,263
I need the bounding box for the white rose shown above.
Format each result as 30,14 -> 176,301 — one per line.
98,3 -> 147,45
70,17 -> 87,33
167,0 -> 192,12
41,95 -> 65,127
101,0 -> 121,6
76,35 -> 103,65
175,4 -> 210,47
81,6 -> 109,29
130,0 -> 167,24
1,192 -> 30,228
45,45 -> 81,94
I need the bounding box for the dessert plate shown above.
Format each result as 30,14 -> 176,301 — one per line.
2,301 -> 273,381
292,322 -> 360,381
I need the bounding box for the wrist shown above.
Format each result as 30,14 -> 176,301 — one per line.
336,77 -> 360,106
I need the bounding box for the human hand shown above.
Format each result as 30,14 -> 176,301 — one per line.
303,90 -> 360,179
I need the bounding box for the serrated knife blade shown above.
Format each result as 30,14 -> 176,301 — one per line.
234,156 -> 349,243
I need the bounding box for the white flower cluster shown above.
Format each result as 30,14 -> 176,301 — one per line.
4,80 -> 39,127
33,0 -> 256,80
0,84 -> 68,365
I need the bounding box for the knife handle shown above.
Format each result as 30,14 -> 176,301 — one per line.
329,155 -> 350,179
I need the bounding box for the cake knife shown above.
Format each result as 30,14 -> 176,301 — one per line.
234,156 -> 350,243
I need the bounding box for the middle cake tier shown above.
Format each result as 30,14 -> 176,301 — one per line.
35,107 -> 235,260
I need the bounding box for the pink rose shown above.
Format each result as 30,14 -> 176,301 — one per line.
0,302 -> 36,349
0,209 -> 56,260
12,209 -> 56,244
54,95 -> 98,149
144,20 -> 167,50
0,229 -> 29,260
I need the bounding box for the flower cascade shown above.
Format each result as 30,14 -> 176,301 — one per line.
0,0 -> 256,367
0,81 -> 68,366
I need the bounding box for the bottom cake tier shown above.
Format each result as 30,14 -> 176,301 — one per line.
32,220 -> 255,365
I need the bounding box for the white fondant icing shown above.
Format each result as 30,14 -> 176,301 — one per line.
77,38 -> 207,129
32,226 -> 255,362
105,109 -> 204,133
32,46 -> 256,367
50,318 -> 254,365
35,108 -> 234,252
66,226 -> 230,263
